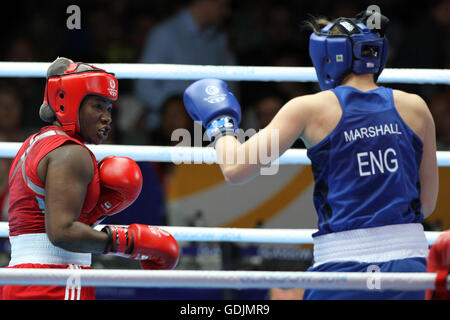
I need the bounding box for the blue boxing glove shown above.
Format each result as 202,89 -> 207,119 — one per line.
183,79 -> 241,141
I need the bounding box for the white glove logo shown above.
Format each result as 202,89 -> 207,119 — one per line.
205,85 -> 219,95
204,85 -> 226,104
147,225 -> 171,237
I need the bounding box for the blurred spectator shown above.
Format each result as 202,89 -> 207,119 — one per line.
150,94 -> 194,147
116,94 -> 149,145
328,0 -> 358,19
239,46 -> 313,122
67,8 -> 120,62
252,89 -> 305,148
0,132 -> 11,222
255,92 -> 284,129
233,1 -> 302,66
397,0 -> 450,69
429,87 -> 450,150
94,13 -> 132,63
229,1 -> 268,63
4,37 -> 43,132
128,13 -> 157,62
61,3 -> 129,63
6,37 -> 37,62
134,0 -> 237,130
271,48 -> 312,98
0,86 -> 26,142
263,4 -> 299,54
0,131 -> 10,262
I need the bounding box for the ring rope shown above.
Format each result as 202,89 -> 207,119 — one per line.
157,226 -> 442,246
0,222 -> 442,245
1,143 -> 450,167
0,268 -> 445,290
0,62 -> 449,84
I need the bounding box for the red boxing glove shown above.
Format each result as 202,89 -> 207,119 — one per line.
85,156 -> 143,226
102,224 -> 180,270
426,230 -> 450,300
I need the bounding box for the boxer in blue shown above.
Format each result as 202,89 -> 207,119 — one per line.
183,10 -> 438,299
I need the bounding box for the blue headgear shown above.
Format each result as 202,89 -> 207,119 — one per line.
309,12 -> 389,90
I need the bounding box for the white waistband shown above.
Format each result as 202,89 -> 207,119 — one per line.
9,233 -> 92,267
312,223 -> 429,267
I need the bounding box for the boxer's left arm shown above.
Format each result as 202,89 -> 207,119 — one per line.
216,96 -> 312,184
183,79 -> 312,184
42,143 -> 110,253
41,144 -> 179,268
417,97 -> 438,217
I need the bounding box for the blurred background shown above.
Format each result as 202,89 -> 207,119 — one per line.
0,0 -> 448,300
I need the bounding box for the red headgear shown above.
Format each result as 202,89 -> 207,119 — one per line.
42,62 -> 118,136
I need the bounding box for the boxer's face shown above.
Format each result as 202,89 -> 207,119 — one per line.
78,95 -> 112,144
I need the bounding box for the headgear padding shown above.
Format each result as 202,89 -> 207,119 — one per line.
308,11 -> 389,90
40,57 -> 74,123
40,57 -> 118,136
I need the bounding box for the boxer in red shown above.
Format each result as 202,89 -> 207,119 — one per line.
2,57 -> 179,300
426,230 -> 450,300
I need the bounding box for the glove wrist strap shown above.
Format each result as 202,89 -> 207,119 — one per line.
205,116 -> 238,141
101,226 -> 134,255
102,226 -> 114,254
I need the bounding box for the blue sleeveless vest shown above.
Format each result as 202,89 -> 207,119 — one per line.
307,85 -> 423,237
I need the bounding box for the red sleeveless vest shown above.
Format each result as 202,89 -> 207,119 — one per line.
8,126 -> 100,236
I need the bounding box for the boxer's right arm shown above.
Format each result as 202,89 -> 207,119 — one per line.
215,96 -> 312,184
417,98 -> 438,217
393,90 -> 438,217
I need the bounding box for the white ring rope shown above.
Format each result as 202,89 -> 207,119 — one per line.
0,268 -> 446,290
157,226 -> 444,246
0,222 -> 442,245
0,62 -> 449,84
1,142 -> 450,167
